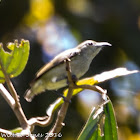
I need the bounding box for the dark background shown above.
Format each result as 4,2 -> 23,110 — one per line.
0,0 -> 140,139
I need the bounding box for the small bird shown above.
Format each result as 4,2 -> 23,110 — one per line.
24,40 -> 111,102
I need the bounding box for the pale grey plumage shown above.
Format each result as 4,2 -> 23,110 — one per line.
24,40 -> 111,102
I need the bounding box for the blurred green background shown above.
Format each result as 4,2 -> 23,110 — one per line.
0,0 -> 140,139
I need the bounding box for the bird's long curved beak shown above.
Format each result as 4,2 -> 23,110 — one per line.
95,42 -> 112,47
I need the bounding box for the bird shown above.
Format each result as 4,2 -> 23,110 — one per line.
24,40 -> 111,102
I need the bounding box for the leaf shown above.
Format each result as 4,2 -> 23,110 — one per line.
77,107 -> 102,140
10,127 -> 22,133
47,98 -> 63,116
0,137 -> 5,140
0,40 -> 30,83
77,98 -> 118,140
103,99 -> 118,140
65,68 -> 139,97
94,67 -> 139,83
46,68 -> 139,116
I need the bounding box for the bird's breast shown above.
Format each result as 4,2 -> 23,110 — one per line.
41,53 -> 92,90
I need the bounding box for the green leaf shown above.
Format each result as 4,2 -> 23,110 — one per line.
104,98 -> 118,140
0,40 -> 30,83
46,68 -> 139,116
77,99 -> 118,140
77,107 -> 102,140
0,137 -> 5,140
63,68 -> 139,98
10,127 -> 22,133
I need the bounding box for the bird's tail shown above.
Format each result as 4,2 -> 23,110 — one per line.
24,89 -> 35,102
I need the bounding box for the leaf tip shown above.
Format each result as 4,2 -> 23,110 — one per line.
20,39 -> 30,47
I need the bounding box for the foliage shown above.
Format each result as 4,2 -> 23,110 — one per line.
0,40 -> 30,83
46,68 -> 138,117
77,98 -> 118,140
0,39 -> 139,140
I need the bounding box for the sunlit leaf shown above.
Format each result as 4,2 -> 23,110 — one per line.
46,68 -> 139,116
0,40 -> 30,83
10,127 -> 22,133
77,98 -> 118,140
47,98 -> 63,116
94,68 -> 139,83
0,137 -> 5,140
64,68 -> 139,97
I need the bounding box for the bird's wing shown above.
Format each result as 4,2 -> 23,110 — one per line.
30,48 -> 80,85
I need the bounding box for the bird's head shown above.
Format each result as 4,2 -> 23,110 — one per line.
77,40 -> 111,50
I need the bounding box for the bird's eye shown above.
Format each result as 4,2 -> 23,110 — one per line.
87,42 -> 93,45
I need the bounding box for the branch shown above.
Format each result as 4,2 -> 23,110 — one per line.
0,128 -> 13,137
0,60 -> 55,139
6,81 -> 28,129
0,84 -> 15,107
75,84 -> 107,100
45,59 -> 75,140
28,115 -> 53,131
0,83 -> 28,128
0,60 -> 31,138
45,84 -> 108,119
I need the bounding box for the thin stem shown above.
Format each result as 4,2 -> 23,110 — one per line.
45,59 -> 74,140
28,115 -> 53,128
75,84 -> 107,96
0,60 -> 29,130
0,128 -> 13,136
0,84 -> 15,107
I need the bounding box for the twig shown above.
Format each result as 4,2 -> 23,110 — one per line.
0,83 -> 28,128
45,59 -> 75,140
0,60 -> 19,104
5,80 -> 28,129
0,84 -> 15,107
0,128 -> 13,137
75,85 -> 106,94
45,85 -> 107,123
75,84 -> 107,100
0,60 -> 31,138
28,115 -> 53,132
0,60 -> 54,139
